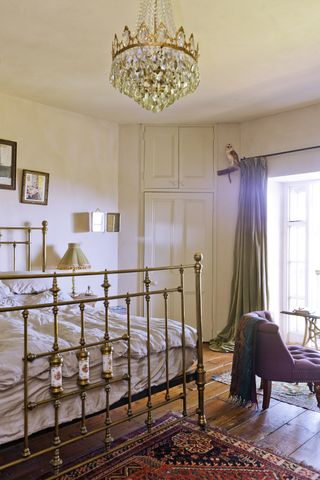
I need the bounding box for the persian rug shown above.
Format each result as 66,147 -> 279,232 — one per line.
57,414 -> 320,480
213,371 -> 320,412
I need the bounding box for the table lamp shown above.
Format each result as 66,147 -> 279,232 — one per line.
57,243 -> 91,297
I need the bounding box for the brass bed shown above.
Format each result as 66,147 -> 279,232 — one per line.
0,221 -> 206,478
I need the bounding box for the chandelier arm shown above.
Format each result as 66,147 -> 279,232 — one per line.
163,0 -> 176,35
112,42 -> 199,63
154,0 -> 158,32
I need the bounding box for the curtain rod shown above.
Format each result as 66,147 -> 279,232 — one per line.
242,144 -> 320,161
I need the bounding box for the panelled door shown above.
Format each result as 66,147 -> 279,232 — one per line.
179,127 -> 214,189
144,192 -> 213,341
144,127 -> 179,189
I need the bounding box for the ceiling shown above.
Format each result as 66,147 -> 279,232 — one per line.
0,0 -> 320,124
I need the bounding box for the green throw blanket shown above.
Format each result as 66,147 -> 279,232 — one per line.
230,315 -> 262,406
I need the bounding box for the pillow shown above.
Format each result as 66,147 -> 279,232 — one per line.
15,290 -> 73,306
1,272 -> 52,294
0,280 -> 12,298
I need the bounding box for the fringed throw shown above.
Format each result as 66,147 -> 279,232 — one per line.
230,315 -> 262,406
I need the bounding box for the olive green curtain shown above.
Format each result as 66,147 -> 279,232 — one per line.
209,157 -> 269,353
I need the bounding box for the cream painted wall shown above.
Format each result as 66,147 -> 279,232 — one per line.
118,124 -> 142,312
0,93 -> 119,294
213,124 -> 241,336
241,103 -> 320,177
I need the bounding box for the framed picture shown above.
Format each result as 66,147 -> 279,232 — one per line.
21,169 -> 49,205
0,139 -> 17,190
90,209 -> 105,233
107,212 -> 121,232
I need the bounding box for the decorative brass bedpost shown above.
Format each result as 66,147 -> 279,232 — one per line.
13,241 -> 16,271
163,288 -> 170,401
101,271 -> 113,448
22,309 -> 31,458
77,302 -> 90,387
144,268 -> 153,432
104,381 -> 113,448
77,302 -> 89,434
101,271 -> 113,380
41,220 -> 48,272
49,274 -> 63,473
27,228 -> 31,271
194,253 -> 206,429
50,275 -> 63,395
51,400 -> 63,475
179,266 -> 187,416
126,293 -> 133,418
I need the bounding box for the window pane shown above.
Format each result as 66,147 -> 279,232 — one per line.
288,261 -> 305,302
289,224 -> 305,262
289,186 -> 306,222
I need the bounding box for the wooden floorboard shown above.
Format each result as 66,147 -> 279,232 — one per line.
290,432 -> 320,469
1,344 -> 320,479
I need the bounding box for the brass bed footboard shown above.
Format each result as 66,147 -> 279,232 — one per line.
0,254 -> 206,478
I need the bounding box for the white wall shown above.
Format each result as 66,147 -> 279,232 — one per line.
213,124 -> 241,336
118,124 -> 142,311
0,93 -> 119,294
241,103 -> 320,177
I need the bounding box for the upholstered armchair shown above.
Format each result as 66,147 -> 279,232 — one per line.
244,311 -> 320,410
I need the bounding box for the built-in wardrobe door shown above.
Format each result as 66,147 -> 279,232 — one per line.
144,192 -> 213,341
143,127 -> 179,189
179,127 -> 214,189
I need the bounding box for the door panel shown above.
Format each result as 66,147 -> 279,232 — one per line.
179,127 -> 214,189
144,192 -> 213,340
144,127 -> 179,189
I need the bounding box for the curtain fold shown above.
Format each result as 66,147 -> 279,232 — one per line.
210,157 -> 269,352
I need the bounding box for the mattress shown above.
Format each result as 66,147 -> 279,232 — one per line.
0,292 -> 197,444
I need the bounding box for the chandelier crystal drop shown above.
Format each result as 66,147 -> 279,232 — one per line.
110,0 -> 200,113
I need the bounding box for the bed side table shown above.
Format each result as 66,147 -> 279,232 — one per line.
281,310 -> 320,350
73,293 -> 99,307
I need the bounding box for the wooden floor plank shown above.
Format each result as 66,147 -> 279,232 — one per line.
1,347 -> 320,479
286,409 -> 320,434
255,422 -> 318,456
290,432 -> 320,469
222,396 -> 305,441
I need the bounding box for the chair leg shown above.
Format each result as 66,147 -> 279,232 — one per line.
307,382 -> 314,393
315,382 -> 320,409
262,379 -> 272,410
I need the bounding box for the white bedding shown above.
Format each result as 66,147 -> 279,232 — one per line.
0,291 -> 197,444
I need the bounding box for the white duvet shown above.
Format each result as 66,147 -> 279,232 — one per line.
0,291 -> 198,443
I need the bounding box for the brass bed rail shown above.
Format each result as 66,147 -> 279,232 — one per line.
0,253 -> 206,478
0,220 -> 47,271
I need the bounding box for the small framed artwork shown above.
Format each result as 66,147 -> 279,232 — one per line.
107,212 -> 121,232
21,169 -> 49,205
0,139 -> 17,190
90,209 -> 105,233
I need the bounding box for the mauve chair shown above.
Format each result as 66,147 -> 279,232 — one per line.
243,311 -> 320,410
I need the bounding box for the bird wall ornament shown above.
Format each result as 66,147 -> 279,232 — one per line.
225,144 -> 241,167
217,144 -> 241,183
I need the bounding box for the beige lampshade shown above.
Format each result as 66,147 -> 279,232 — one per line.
57,243 -> 91,270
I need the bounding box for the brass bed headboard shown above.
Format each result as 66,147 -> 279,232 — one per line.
0,220 -> 48,272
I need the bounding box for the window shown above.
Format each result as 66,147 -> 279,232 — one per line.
268,175 -> 320,343
284,180 -> 320,314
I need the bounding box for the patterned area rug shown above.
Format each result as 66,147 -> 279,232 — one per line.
213,372 -> 320,412
57,414 -> 320,479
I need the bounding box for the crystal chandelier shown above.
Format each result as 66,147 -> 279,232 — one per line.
110,0 -> 199,113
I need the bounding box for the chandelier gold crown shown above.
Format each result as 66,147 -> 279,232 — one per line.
110,0 -> 200,113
